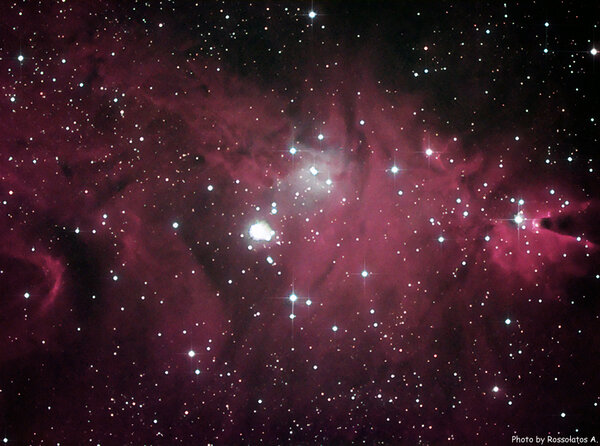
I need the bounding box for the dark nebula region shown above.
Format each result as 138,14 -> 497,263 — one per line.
1,1 -> 599,444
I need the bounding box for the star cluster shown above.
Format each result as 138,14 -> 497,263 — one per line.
0,1 -> 599,444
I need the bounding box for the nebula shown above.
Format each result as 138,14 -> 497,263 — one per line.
0,1 -> 598,444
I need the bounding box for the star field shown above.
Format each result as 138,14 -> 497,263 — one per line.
0,1 -> 599,444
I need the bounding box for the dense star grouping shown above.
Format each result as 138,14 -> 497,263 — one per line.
0,1 -> 599,444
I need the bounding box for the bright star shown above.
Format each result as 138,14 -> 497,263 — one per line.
188,350 -> 196,358
361,270 -> 369,278
390,165 -> 399,174
249,221 -> 274,241
505,318 -> 511,325
317,133 -> 324,140
289,293 -> 297,302
289,146 -> 297,155
492,386 -> 499,392
308,10 -> 316,19
309,166 -> 319,176
332,325 -> 338,332
514,214 -> 524,225
592,48 -> 598,56
425,148 -> 433,156
438,236 -> 445,243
